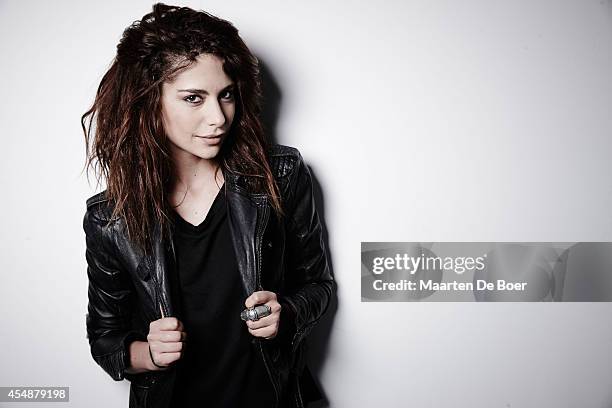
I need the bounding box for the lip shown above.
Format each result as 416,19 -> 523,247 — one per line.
195,133 -> 224,144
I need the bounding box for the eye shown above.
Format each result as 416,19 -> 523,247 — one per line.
183,94 -> 202,104
220,89 -> 235,101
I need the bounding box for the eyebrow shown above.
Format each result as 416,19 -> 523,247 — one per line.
177,84 -> 235,94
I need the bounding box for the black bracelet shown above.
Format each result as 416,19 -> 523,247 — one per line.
148,343 -> 168,369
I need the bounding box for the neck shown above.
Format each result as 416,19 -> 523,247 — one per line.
171,150 -> 224,195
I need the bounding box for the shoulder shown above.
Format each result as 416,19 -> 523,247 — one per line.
268,144 -> 305,180
84,191 -> 117,224
268,145 -> 315,211
83,192 -> 126,259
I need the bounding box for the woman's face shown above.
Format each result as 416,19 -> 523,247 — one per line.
161,53 -> 236,162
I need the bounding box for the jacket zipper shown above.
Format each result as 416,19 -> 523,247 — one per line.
291,312 -> 324,353
254,202 -> 280,407
157,278 -> 167,319
148,256 -> 168,319
255,201 -> 269,291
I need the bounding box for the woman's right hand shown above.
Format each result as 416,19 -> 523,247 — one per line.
147,316 -> 187,370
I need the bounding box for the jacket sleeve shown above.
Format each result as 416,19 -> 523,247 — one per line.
276,150 -> 335,352
83,205 -> 146,381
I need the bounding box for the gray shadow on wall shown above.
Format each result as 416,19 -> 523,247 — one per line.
259,59 -> 338,408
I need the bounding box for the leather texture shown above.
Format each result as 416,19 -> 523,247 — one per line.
83,144 -> 335,408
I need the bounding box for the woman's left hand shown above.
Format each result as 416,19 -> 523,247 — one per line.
244,291 -> 281,339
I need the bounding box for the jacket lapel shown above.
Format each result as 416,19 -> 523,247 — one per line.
152,222 -> 174,318
224,171 -> 270,297
226,188 -> 258,296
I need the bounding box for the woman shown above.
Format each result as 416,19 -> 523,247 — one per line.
81,3 -> 334,408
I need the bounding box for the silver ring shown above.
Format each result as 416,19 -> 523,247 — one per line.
241,304 -> 272,321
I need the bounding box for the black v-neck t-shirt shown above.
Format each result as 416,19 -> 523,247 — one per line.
168,185 -> 276,407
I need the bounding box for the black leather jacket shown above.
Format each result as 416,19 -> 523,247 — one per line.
83,145 -> 334,408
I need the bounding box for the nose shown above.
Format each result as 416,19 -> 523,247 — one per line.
202,98 -> 226,128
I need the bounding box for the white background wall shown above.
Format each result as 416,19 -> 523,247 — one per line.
1,0 -> 612,407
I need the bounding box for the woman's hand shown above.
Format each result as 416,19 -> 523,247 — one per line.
146,316 -> 187,370
244,291 -> 281,339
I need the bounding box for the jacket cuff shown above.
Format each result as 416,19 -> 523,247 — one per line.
122,331 -> 148,378
276,296 -> 297,345
91,330 -> 146,381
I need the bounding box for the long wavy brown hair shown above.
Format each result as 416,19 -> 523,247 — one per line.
82,3 -> 282,255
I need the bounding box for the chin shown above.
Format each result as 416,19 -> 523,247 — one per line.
194,146 -> 222,160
